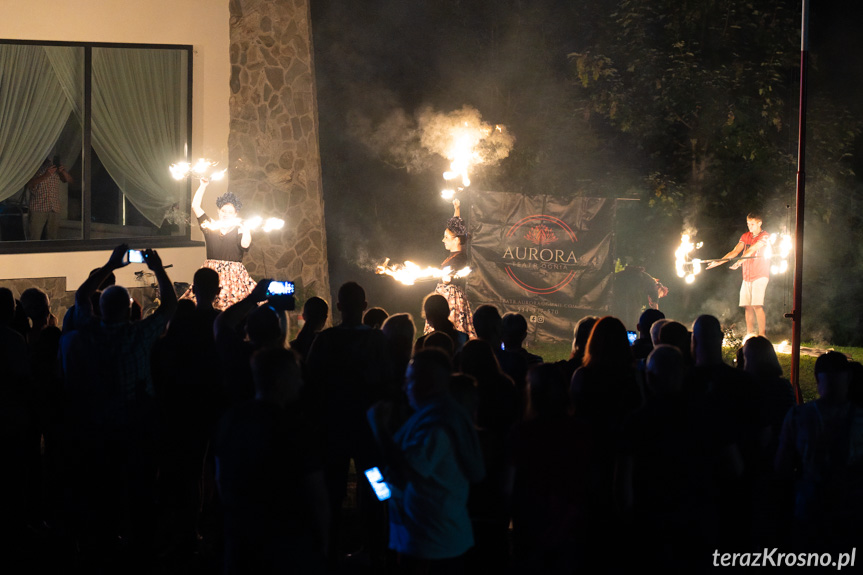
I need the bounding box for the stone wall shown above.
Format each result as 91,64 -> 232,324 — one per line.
227,0 -> 330,303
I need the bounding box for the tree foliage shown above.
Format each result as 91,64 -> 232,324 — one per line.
569,0 -> 800,217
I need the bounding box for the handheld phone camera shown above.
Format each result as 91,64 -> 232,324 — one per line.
126,249 -> 145,264
364,467 -> 392,501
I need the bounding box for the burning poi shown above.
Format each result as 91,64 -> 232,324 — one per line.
675,230 -> 793,283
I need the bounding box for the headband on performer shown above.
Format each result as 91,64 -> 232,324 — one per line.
446,216 -> 467,238
216,192 -> 243,211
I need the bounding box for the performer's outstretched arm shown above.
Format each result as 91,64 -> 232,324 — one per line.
729,237 -> 768,270
238,221 -> 252,249
191,178 -> 209,218
706,241 -> 744,269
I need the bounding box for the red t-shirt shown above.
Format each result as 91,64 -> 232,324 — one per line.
740,230 -> 770,281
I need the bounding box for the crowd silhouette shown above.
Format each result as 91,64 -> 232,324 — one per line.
1,249 -> 862,574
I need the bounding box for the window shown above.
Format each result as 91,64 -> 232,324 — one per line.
0,40 -> 195,252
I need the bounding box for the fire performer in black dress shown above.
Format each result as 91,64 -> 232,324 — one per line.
186,178 -> 257,309
427,198 -> 476,338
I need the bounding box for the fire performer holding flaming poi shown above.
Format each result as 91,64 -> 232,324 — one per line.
430,198 -> 477,338
186,177 -> 257,309
706,212 -> 771,336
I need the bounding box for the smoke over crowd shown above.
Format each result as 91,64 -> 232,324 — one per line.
311,0 -> 863,345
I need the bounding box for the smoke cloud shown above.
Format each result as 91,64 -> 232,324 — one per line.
348,104 -> 515,180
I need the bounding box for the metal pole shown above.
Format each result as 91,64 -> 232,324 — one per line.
786,0 -> 809,404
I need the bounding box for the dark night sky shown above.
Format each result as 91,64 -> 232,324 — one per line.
310,0 -> 863,333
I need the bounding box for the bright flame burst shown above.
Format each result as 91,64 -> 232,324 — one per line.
170,158 -> 227,181
419,107 -> 513,201
200,216 -> 284,233
376,258 -> 472,286
768,233 -> 793,275
675,233 -> 704,284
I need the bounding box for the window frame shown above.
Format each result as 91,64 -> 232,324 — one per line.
0,38 -> 201,253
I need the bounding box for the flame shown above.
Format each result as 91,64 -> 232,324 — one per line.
263,217 -> 284,232
675,233 -> 703,284
244,216 -> 263,230
427,111 -> 513,202
200,215 -> 284,233
376,259 -> 472,286
192,158 -> 209,174
776,340 -> 792,355
201,217 -> 243,232
169,161 -> 191,180
767,232 -> 793,275
169,158 -> 225,181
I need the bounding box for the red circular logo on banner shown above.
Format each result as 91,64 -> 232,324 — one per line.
503,215 -> 579,294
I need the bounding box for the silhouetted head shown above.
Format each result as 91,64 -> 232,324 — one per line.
501,312 -> 528,349
192,267 -> 220,306
637,308 -> 665,337
814,351 -> 850,401
336,281 -> 367,324
100,285 -> 132,323
301,296 -> 329,330
382,313 -> 416,347
405,348 -> 452,410
472,304 -> 502,342
363,306 -> 389,329
650,318 -> 671,347
246,304 -> 282,347
659,321 -> 691,361
423,331 -> 455,357
583,316 -> 633,369
19,287 -> 51,323
422,293 -> 450,327
691,314 -> 723,366
741,336 -> 782,378
646,344 -> 685,395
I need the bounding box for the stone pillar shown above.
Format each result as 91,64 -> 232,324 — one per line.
228,0 -> 329,302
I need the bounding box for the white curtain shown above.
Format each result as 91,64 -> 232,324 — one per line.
44,46 -> 84,170
2,44 -> 187,227
90,47 -> 186,226
0,44 -> 74,202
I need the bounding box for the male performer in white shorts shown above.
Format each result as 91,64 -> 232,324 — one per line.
707,213 -> 770,336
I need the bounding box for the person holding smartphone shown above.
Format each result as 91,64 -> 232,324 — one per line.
27,156 -> 73,240
186,178 -> 256,309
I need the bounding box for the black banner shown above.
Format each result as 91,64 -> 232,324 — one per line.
467,192 -> 614,343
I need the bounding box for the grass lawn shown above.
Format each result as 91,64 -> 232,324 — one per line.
525,340 -> 862,405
